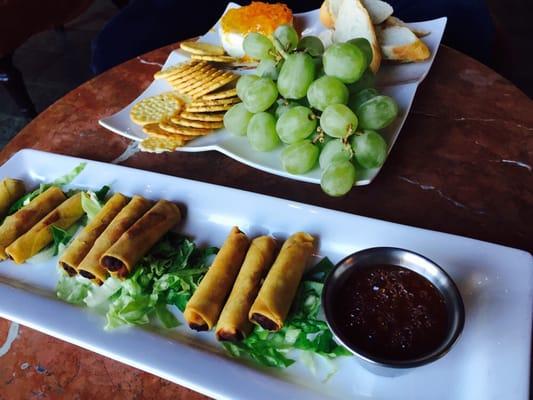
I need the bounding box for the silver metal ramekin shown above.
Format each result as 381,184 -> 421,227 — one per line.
322,247 -> 465,369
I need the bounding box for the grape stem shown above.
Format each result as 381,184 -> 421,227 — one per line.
312,127 -> 325,144
273,37 -> 289,60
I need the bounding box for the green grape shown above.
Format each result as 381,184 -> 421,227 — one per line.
346,70 -> 376,94
350,130 -> 388,168
277,53 -> 315,99
247,112 -> 280,151
347,38 -> 372,68
348,88 -> 378,112
297,36 -> 324,57
243,32 -> 274,60
323,43 -> 366,83
356,95 -> 399,130
223,103 -> 253,136
242,77 -> 278,113
276,106 -> 317,144
320,160 -> 357,197
256,57 -> 280,80
281,140 -> 319,174
274,24 -> 298,52
319,139 -> 352,169
274,99 -> 299,119
320,104 -> 358,138
236,75 -> 259,100
307,76 -> 349,111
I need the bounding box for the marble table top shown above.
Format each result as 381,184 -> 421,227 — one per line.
0,43 -> 531,399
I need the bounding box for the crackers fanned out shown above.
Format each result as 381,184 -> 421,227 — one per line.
135,41 -> 242,154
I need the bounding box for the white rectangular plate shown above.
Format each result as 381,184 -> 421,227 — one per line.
1,149 -> 531,400
99,2 -> 447,186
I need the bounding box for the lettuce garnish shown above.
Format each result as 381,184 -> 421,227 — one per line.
222,258 -> 351,368
56,234 -> 217,330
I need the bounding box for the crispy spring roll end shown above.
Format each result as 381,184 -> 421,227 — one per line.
250,313 -> 280,332
216,328 -> 244,342
77,268 -> 104,285
59,262 -> 77,277
101,255 -> 128,277
184,310 -> 209,331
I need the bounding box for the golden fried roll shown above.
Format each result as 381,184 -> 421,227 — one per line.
184,226 -> 250,331
0,186 -> 66,260
0,178 -> 25,218
101,199 -> 181,278
216,236 -> 277,341
58,193 -> 129,277
249,232 -> 315,331
5,193 -> 84,264
77,195 -> 152,284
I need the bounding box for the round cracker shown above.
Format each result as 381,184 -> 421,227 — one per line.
186,103 -> 234,113
166,63 -> 214,84
189,97 -> 239,107
180,111 -> 225,122
190,54 -> 238,63
154,61 -> 199,79
140,136 -> 186,153
130,92 -> 184,125
189,73 -> 238,98
180,41 -> 225,56
159,121 -> 213,136
170,117 -> 223,129
201,88 -> 238,100
177,70 -> 225,93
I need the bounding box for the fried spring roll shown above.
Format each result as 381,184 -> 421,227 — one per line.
100,199 -> 181,278
0,178 -> 25,218
77,195 -> 152,284
0,186 -> 66,260
5,193 -> 84,264
216,236 -> 277,341
58,193 -> 129,277
184,227 -> 250,331
249,232 -> 315,331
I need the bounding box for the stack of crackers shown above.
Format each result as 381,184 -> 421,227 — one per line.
130,41 -> 242,153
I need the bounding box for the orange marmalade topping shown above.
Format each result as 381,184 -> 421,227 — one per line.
221,2 -> 293,35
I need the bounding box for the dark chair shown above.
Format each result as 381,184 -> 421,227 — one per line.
0,0 -> 94,117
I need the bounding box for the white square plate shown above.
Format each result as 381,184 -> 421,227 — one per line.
0,149 -> 531,400
99,3 -> 447,186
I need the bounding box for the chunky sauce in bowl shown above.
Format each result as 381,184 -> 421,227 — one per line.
332,264 -> 449,361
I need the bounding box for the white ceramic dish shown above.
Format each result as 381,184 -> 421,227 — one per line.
0,149 -> 531,400
99,3 -> 447,186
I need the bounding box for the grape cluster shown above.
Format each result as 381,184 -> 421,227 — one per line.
223,25 -> 399,196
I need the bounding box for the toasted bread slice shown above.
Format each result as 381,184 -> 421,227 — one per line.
361,0 -> 393,24
382,16 -> 430,37
320,0 -> 335,28
333,0 -> 382,73
378,25 -> 430,62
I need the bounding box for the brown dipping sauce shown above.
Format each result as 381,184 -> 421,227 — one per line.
332,265 -> 449,361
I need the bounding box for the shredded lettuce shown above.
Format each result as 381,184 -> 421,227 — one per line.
55,234 -> 217,330
104,235 -> 217,330
81,192 -> 103,221
84,277 -> 122,308
223,257 -> 351,368
7,163 -> 87,215
56,274 -> 91,305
